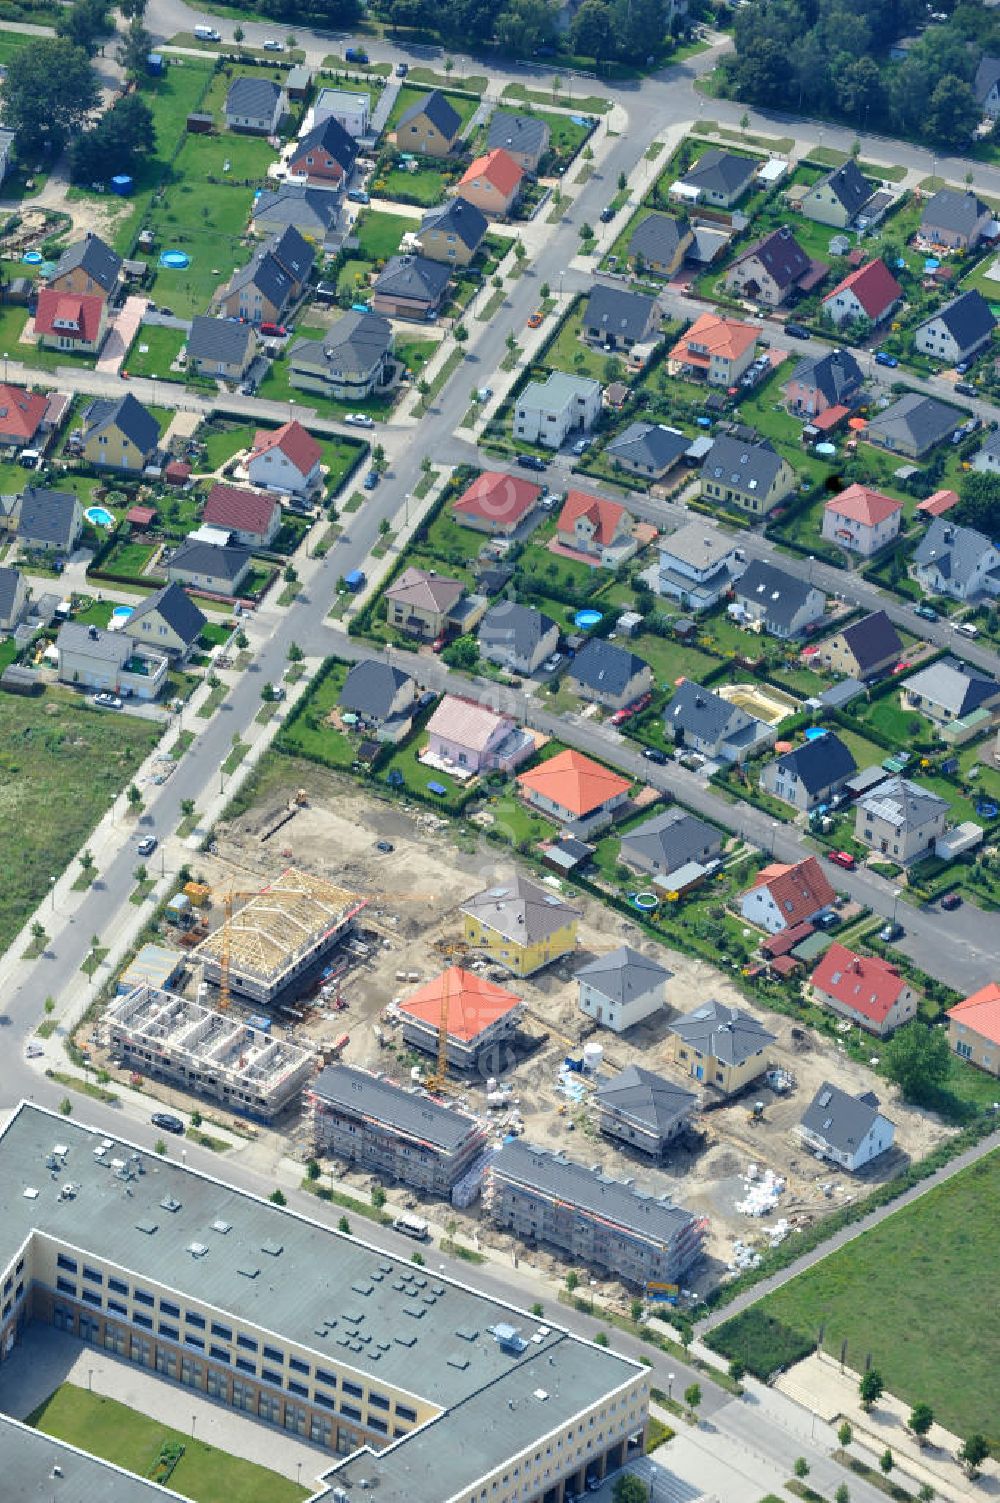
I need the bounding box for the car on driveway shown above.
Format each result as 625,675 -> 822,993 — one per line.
259,321 -> 287,337
396,61 -> 408,75
826,849 -> 857,870
137,836 -> 158,857
93,692 -> 123,710
151,1113 -> 184,1135
874,350 -> 898,368
572,437 -> 591,455
344,412 -> 374,427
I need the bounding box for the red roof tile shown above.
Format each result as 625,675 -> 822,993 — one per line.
517,748 -> 630,818
557,490 -> 627,547
751,856 -> 836,926
34,288 -> 105,344
0,383 -> 47,443
452,470 -> 541,528
126,504 -> 157,526
459,148 -> 524,197
947,982 -> 1000,1047
824,259 -> 902,320
204,483 -> 278,537
400,966 -> 522,1042
825,483 -> 902,527
251,419 -> 322,477
916,488 -> 959,518
811,942 -> 910,1026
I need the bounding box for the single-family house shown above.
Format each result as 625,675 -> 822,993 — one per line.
975,56 -> 1000,118
311,87 -> 370,138
740,855 -> 837,935
700,432 -> 796,516
801,160 -> 872,228
125,581 -> 206,662
460,873 -> 580,977
920,188 -> 991,251
555,489 -> 635,566
914,290 -> 996,366
286,114 -> 357,187
202,484 -> 281,548
619,807 -> 723,884
855,775 -> 950,863
663,679 -> 775,763
566,637 -> 653,712
514,372 -> 601,449
675,148 -> 759,208
371,254 -> 451,320
456,148 -> 523,219
577,948 -> 673,1036
759,732 -> 857,812
656,520 -> 745,610
166,539 -> 252,597
478,602 -> 558,675
79,393 -> 159,472
865,393 -> 960,458
822,483 -> 903,557
667,999 -> 776,1094
724,225 -> 814,308
485,111 -> 550,173
594,1065 -> 696,1155
582,285 -> 659,352
947,982 -> 1000,1076
262,225 -> 315,294
393,90 -> 462,157
913,517 -> 1000,601
901,657 -> 1000,727
0,565 -> 28,631
0,384 -> 47,449
48,233 -> 121,299
972,427 -> 1000,474
733,558 -> 826,639
605,421 -> 690,482
797,1083 -> 895,1172
818,609 -> 903,681
288,310 -> 393,400
415,198 -> 488,266
424,693 -> 533,774
517,747 -> 631,836
452,470 -> 541,536
784,349 -> 864,417
811,943 -> 918,1036
669,311 -> 758,386
33,289 -> 107,354
224,76 -> 285,135
16,487 -> 82,556
247,420 -> 322,496
383,565 -> 484,641
217,250 -> 294,324
822,259 -> 902,328
252,184 -> 340,246
627,213 -> 693,278
185,315 -> 258,382
338,659 -> 416,743
55,622 -> 167,701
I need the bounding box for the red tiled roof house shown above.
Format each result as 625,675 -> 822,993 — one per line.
451,471 -> 541,537
247,420 -> 322,496
740,856 -> 837,935
33,289 -> 107,354
822,259 -> 902,329
203,484 -> 281,548
947,982 -> 1000,1076
821,483 -> 903,557
456,148 -> 524,219
811,942 -> 918,1037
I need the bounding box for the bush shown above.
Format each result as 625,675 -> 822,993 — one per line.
706,1307 -> 817,1380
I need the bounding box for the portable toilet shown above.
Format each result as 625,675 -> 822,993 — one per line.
183,881 -> 211,908
146,52 -> 164,75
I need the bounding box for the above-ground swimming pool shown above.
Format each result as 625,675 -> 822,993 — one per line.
85,506 -> 114,528
112,605 -> 134,622
159,250 -> 190,269
804,727 -> 828,740
22,250 -> 42,265
574,609 -> 602,630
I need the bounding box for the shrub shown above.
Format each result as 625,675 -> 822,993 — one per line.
706,1307 -> 817,1380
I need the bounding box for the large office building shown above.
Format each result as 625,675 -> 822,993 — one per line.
0,1104 -> 649,1503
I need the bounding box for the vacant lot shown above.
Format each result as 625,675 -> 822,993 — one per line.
29,1385 -> 308,1503
713,1149 -> 1000,1442
0,691 -> 160,955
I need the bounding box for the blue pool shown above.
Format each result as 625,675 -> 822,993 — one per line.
574,609 -> 602,630
22,250 -> 42,265
112,605 -> 134,622
85,506 -> 114,528
159,249 -> 190,269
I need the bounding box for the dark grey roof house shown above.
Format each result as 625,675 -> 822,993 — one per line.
663,679 -> 775,763
798,1082 -> 895,1171
628,213 -> 690,272
733,557 -> 826,638
865,393 -> 961,458
914,289 -> 997,365
582,284 -> 659,350
478,601 -> 558,675
619,807 -> 723,882
594,1064 -> 697,1155
920,188 -> 991,247
901,657 -> 1000,723
0,564 -> 26,631
820,159 -> 871,218
127,581 -> 207,658
824,609 -> 903,680
166,539 -> 252,595
605,421 -> 690,479
224,76 -> 285,133
974,54 -> 1000,111
289,308 -> 393,398
339,659 -> 416,741
669,998 -> 776,1079
397,89 -> 462,141
788,348 -> 864,410
253,184 -> 341,241
292,113 -> 357,175
81,392 -> 160,462
50,232 -> 121,296
760,732 -> 857,812
418,198 -> 489,254
485,110 -> 550,170
372,254 -> 451,315
269,224 -> 315,287
225,251 -> 294,315
17,487 -> 82,553
700,432 -> 794,513
678,148 -> 759,206
566,637 -> 653,711
913,516 -> 1000,602
186,315 -> 256,374
576,945 -> 673,1033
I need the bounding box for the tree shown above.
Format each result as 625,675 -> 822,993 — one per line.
154,1138 -> 166,1155
234,23 -> 245,40
133,863 -> 147,885
283,564 -> 298,584
565,1271 -> 579,1292
629,1297 -> 643,1323
684,1383 -> 701,1414
612,1476 -> 648,1503
269,1188 -> 287,1205
72,90 -> 155,182
117,22 -> 155,79
0,38 -> 100,156
453,322 -> 468,345
879,1449 -> 894,1476
190,1109 -> 202,1128
918,1486 -> 935,1502
180,798 -> 195,818
927,73 -> 979,147
338,1215 -> 351,1233
834,1487 -> 850,1503
909,1403 -> 934,1443
59,1096 -> 72,1115
79,849 -> 96,879
793,1458 -> 810,1479
957,470 -> 1000,535
594,1332 -> 609,1347
513,239 -> 527,263
570,0 -> 615,61
838,1420 -> 853,1447
31,920 -> 47,946
728,1359 -> 745,1382
859,1369 -> 884,1412
306,1157 -> 321,1180
371,1185 -> 386,1209
531,1302 -> 544,1317
959,1434 -> 990,1478
58,0 -> 111,56
883,1023 -> 950,1104
287,641 -> 304,662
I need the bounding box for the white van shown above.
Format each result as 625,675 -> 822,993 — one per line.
954,621 -> 979,639
194,24 -> 221,40
392,1214 -> 429,1241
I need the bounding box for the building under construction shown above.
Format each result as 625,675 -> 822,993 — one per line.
308,1064 -> 488,1197
106,985 -> 315,1121
396,966 -> 524,1073
194,867 -> 363,1007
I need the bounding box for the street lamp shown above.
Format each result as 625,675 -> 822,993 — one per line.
191,1415 -> 196,1439
807,554 -> 815,582
2,351 -> 8,383
667,1372 -> 675,1401
88,1368 -> 93,1393
892,886 -> 902,926
49,875 -> 56,911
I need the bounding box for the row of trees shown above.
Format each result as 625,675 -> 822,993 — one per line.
856,1374 -> 991,1481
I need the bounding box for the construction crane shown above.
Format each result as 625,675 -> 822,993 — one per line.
424,943 -> 467,1095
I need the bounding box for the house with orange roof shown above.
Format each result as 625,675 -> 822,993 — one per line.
0,384 -> 47,450
555,489 -> 636,568
740,855 -> 837,935
822,259 -> 902,329
456,147 -> 523,219
398,966 -> 524,1069
811,942 -> 918,1037
451,470 -> 542,537
517,747 -> 631,835
247,420 -> 322,496
33,289 -> 107,354
460,872 -> 580,976
668,311 -> 758,387
424,693 -> 534,775
821,483 -> 903,557
947,982 -> 1000,1076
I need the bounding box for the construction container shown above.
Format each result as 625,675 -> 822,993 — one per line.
184,881 -> 210,908
165,893 -> 191,926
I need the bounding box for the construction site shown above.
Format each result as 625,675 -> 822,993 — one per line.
88,759 -> 950,1294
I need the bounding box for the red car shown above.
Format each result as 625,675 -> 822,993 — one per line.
827,850 -> 857,871
941,892 -> 962,910
259,321 -> 287,337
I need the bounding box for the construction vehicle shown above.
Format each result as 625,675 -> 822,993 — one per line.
748,1100 -> 765,1125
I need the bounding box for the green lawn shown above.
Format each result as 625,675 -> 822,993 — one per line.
123,324 -> 187,382
722,1149 -> 1000,1442
354,209 -> 413,260
0,690 -> 159,956
843,690 -> 923,746
381,165 -> 452,206
28,1385 -> 308,1503
199,420 -> 256,469
395,336 -> 438,374
381,729 -> 468,809
481,790 -> 559,847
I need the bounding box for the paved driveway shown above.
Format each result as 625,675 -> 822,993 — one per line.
96,296 -> 149,375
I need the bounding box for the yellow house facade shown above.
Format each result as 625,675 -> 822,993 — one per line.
666,1000 -> 775,1095
460,874 -> 580,977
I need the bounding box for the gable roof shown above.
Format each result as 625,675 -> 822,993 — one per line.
824,258 -> 901,319
664,679 -> 756,743
919,288 -> 996,348
606,421 -> 689,472
788,348 -> 864,405
669,998 -> 776,1065
57,619 -> 133,666
385,564 -> 464,614
34,289 -> 105,344
0,565 -> 22,622
486,110 -> 549,160
916,488 -> 960,519
0,383 -> 46,442
419,197 -> 488,251
227,249 -> 293,310
426,693 -> 511,752
749,855 -> 836,923
576,946 -> 672,1005
253,183 -> 340,236
582,283 -> 658,342
825,483 -> 902,527
269,224 -> 314,285
50,232 -> 121,294
186,315 -> 255,366
913,516 -> 999,587
816,159 -> 871,216
127,581 -> 206,646
859,774 -> 949,828
291,112 -> 357,171
866,392 -> 960,453
811,943 -> 909,1025
17,487 -> 78,546
975,54 -> 1000,103
681,147 -> 759,196
947,982 -> 1000,1046
921,187 -> 989,236
903,657 -> 999,718
312,1064 -> 479,1151
769,732 -> 857,795
734,558 -> 822,628
295,308 -> 393,378
203,483 -> 278,537
398,88 -> 461,141
732,224 -> 811,289
375,254 -> 451,303
399,966 -> 521,1043
700,432 -> 787,495
594,1064 -> 696,1132
628,212 -> 687,265
169,538 -> 251,581
569,637 -> 649,698
458,148 -> 523,196
250,419 -> 322,476
340,658 -> 414,718
800,1081 -> 890,1154
452,470 -> 540,527
225,75 -> 282,119
81,393 -> 159,453
620,807 -> 721,872
838,609 -> 903,673
557,489 -> 627,545
461,872 -> 580,944
517,748 -> 630,817
479,601 -> 556,656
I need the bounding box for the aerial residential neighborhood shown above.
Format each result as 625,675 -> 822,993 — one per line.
0,3 -> 997,1503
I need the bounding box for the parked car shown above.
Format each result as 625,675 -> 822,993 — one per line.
93,692 -> 124,710
259,321 -> 287,337
516,453 -> 546,471
345,46 -> 369,62
159,306 -> 174,317
874,350 -> 898,368
880,920 -> 904,942
347,188 -> 370,204
642,746 -> 667,764
784,322 -> 811,340
344,412 -> 374,427
542,652 -> 563,672
363,469 -> 380,489
263,37 -> 283,49
941,891 -> 962,910
599,205 -> 615,223
826,850 -> 857,870
137,836 -> 158,857
376,840 -> 394,853
914,603 -> 939,622
151,1113 -> 184,1134
956,360 -> 972,375
527,311 -> 544,329
572,437 -> 591,455
955,381 -> 977,397
396,61 -> 408,75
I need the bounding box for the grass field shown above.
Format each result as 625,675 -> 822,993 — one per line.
381,165 -> 451,206
123,324 -> 187,381
28,1385 -> 308,1503
721,1149 -> 1000,1442
354,209 -> 413,260
0,691 -> 160,956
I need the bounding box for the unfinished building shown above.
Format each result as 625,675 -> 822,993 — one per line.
484,1140 -> 707,1287
308,1064 -> 488,1197
194,867 -> 363,1007
106,985 -> 315,1121
396,967 -> 524,1073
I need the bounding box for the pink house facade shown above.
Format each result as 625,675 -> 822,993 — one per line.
424,694 -> 534,775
